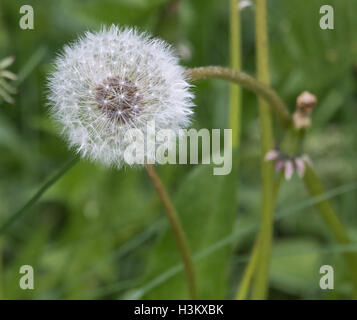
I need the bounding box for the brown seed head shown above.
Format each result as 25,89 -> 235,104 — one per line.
95,76 -> 143,123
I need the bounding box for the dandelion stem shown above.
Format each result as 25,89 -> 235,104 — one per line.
303,166 -> 357,299
145,164 -> 197,300
186,66 -> 291,127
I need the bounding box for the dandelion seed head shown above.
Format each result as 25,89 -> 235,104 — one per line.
47,25 -> 194,168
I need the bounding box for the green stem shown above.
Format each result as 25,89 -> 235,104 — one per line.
251,0 -> 275,300
237,172 -> 283,299
145,164 -> 197,300
303,166 -> 357,299
186,66 -> 291,126
229,0 -> 242,148
0,156 -> 79,236
187,65 -> 289,300
271,96 -> 357,298
236,237 -> 260,300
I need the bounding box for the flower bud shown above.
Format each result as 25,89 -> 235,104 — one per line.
293,91 -> 317,129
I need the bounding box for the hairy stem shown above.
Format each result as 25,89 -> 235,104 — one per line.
251,0 -> 275,300
304,166 -> 357,299
145,164 -> 197,300
186,66 -> 291,127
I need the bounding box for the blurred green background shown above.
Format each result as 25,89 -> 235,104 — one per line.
0,0 -> 357,299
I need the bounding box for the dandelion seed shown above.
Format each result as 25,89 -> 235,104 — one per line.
47,25 -> 194,168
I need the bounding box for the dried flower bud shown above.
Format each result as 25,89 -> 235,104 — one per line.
296,91 -> 317,114
293,91 -> 317,129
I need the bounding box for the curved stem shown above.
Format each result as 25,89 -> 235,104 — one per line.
0,156 -> 79,236
186,66 -> 291,127
145,164 -> 197,300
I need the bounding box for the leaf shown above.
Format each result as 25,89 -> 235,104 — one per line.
141,161 -> 237,299
270,238 -> 322,296
0,56 -> 15,70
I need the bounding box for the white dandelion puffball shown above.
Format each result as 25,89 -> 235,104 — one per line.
48,25 -> 194,168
